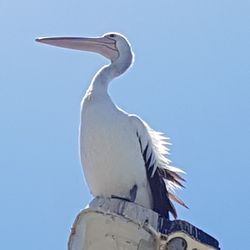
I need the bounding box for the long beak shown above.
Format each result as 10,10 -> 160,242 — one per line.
35,36 -> 119,61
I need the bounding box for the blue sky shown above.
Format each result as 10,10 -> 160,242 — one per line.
1,0 -> 249,249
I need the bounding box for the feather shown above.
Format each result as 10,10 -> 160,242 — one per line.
131,114 -> 187,219
169,192 -> 189,209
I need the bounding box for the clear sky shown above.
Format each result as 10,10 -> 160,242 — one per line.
0,0 -> 249,249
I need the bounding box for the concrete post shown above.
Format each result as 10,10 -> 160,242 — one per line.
68,197 -> 220,250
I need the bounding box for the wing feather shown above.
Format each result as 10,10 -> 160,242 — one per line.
130,115 -> 186,218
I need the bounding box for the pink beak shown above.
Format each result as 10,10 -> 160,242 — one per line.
36,36 -> 118,61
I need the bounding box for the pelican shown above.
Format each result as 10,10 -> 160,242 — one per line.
36,32 -> 187,219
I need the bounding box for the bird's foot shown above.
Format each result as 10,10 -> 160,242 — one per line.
111,184 -> 138,203
129,184 -> 138,202
111,195 -> 131,202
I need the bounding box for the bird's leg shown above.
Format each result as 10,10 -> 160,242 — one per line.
111,184 -> 138,203
129,184 -> 138,202
111,195 -> 131,202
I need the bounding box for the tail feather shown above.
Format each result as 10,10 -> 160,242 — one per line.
159,168 -> 185,189
148,168 -> 178,219
168,197 -> 177,219
133,116 -> 187,219
169,170 -> 186,182
169,192 -> 189,209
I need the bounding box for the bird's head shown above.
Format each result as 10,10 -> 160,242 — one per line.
103,32 -> 134,75
36,32 -> 134,65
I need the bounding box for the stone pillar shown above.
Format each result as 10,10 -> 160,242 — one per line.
68,197 -> 220,250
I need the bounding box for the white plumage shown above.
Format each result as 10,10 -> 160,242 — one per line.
36,32 -> 186,219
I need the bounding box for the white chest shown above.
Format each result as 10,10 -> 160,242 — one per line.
79,97 -> 149,202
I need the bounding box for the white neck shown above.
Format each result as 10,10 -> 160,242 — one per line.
87,51 -> 133,98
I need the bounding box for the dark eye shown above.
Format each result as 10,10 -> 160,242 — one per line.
109,34 -> 115,38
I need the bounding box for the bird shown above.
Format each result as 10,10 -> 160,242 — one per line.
36,32 -> 187,219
